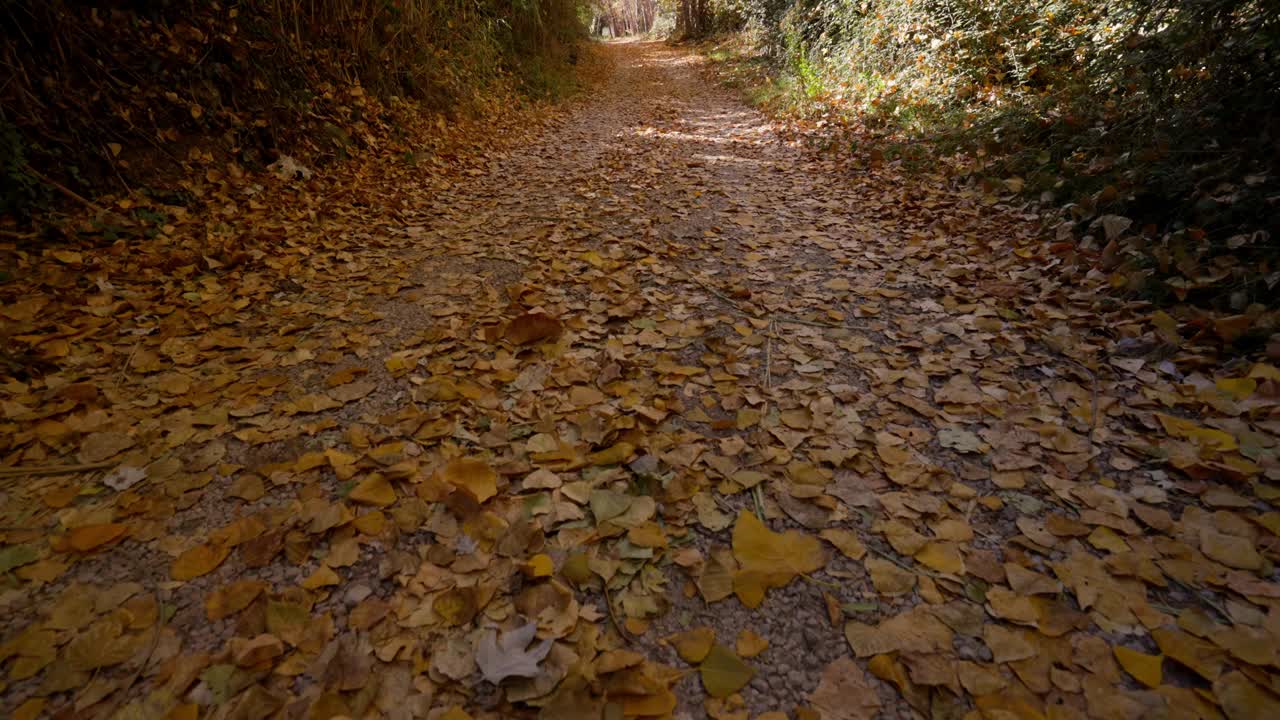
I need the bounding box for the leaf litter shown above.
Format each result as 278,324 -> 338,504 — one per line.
2,41 -> 1280,720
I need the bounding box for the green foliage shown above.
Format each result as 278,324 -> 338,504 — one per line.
703,0 -> 1280,309
0,118 -> 48,219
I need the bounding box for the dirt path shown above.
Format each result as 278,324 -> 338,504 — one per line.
3,40 -> 1279,720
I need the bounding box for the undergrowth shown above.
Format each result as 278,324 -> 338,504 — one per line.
697,0 -> 1280,318
0,0 -> 587,223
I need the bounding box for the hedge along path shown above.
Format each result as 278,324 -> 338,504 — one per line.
2,40 -> 1279,720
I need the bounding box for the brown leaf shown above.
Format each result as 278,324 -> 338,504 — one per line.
78,431 -> 135,463
442,458 -> 498,502
505,312 -> 563,345
205,580 -> 269,621
172,542 -> 231,581
809,656 -> 882,720
65,523 -> 128,552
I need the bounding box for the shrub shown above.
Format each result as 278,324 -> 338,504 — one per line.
701,0 -> 1280,309
0,0 -> 586,218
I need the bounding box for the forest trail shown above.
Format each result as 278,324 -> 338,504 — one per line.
3,41 -> 1279,720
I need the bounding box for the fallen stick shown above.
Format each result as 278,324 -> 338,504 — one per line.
0,461 -> 115,477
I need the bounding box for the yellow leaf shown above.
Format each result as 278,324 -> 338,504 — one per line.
442,458 -> 497,502
434,587 -> 477,626
1248,363 -> 1280,381
1152,627 -> 1227,682
985,587 -> 1039,624
164,704 -> 199,720
13,699 -> 46,720
1151,310 -> 1180,343
66,618 -> 134,671
586,441 -> 635,466
348,474 -> 397,506
301,565 -> 340,589
172,543 -> 231,581
353,510 -> 387,535
620,689 -> 676,716
1215,671 -> 1280,720
866,557 -> 916,596
384,353 -> 413,375
668,627 -> 716,663
735,629 -> 769,658
205,579 -> 269,621
1114,646 -> 1162,688
914,542 -> 965,575
699,644 -> 754,698
1215,377 -> 1256,401
65,523 -> 128,552
1200,528 -> 1262,570
561,552 -> 591,585
595,649 -> 643,675
1185,427 -> 1237,452
731,511 -> 825,603
439,708 -> 473,720
820,528 -> 867,560
523,553 -> 554,578
1087,526 -> 1131,554
627,523 -> 667,548
974,693 -> 1046,720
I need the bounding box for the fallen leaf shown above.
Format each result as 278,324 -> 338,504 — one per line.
1113,646 -> 1162,688
699,644 -> 753,698
205,580 -> 269,621
65,523 -> 128,552
820,528 -> 867,560
668,627 -> 716,663
809,656 -> 882,720
172,543 -> 231,581
443,458 -> 498,502
736,629 -> 769,658
475,622 -> 552,684
732,511 -> 826,606
506,312 -> 563,345
348,474 -> 397,506
914,542 -> 965,575
1214,671 -> 1280,720
78,432 -> 134,463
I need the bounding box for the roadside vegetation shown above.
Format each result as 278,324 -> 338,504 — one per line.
677,0 -> 1280,341
0,0 -> 587,224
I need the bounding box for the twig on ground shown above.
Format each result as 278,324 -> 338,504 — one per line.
764,320 -> 773,389
120,340 -> 141,380
1167,577 -> 1232,623
775,315 -> 841,328
686,276 -> 841,328
25,165 -> 109,215
601,582 -> 632,644
0,461 -> 115,477
99,591 -> 167,717
800,572 -> 841,590
866,544 -> 946,581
